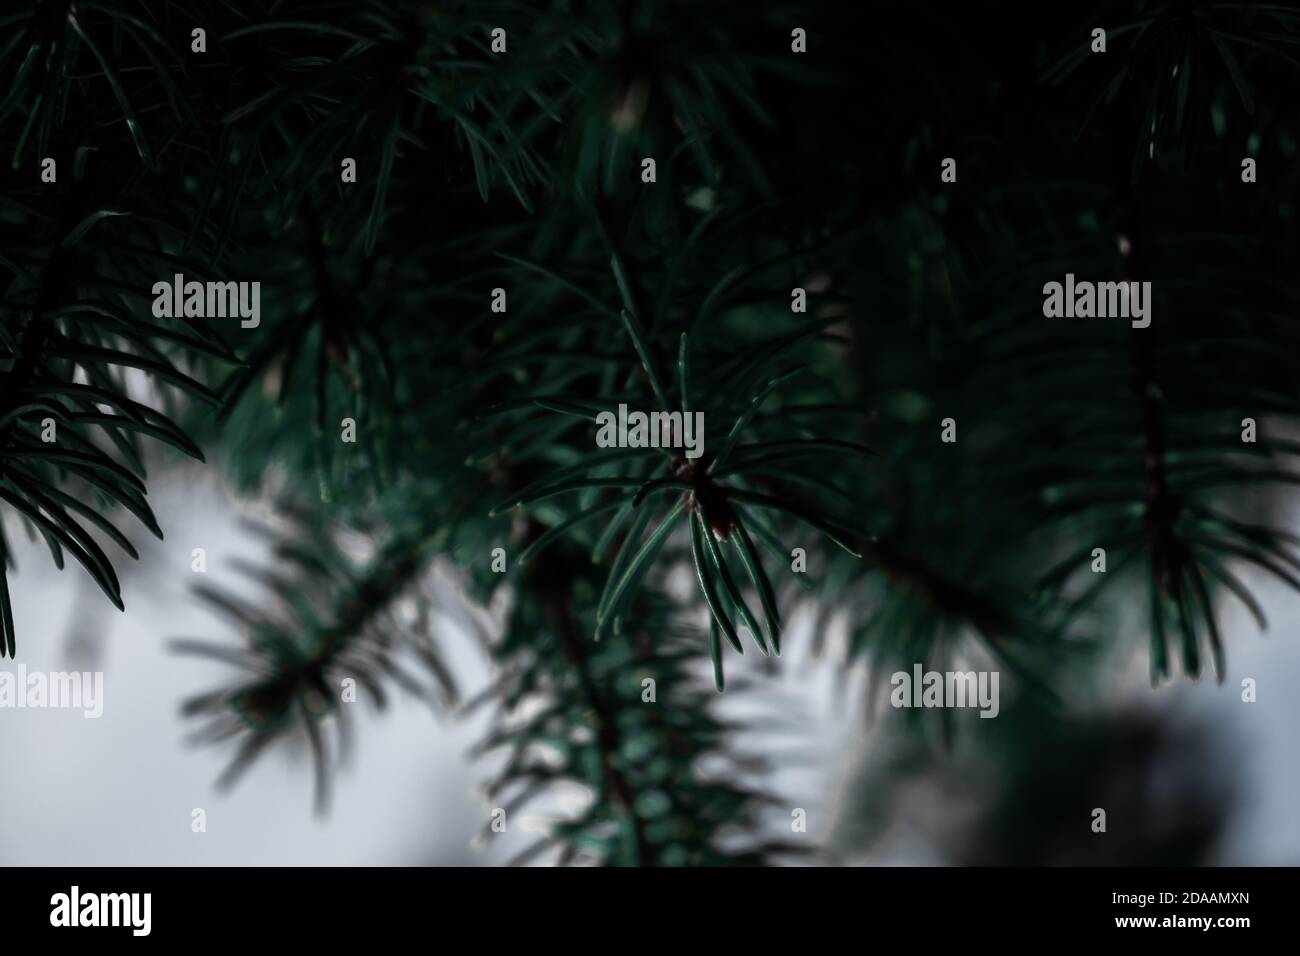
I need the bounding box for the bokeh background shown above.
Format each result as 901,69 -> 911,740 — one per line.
2,455 -> 1298,865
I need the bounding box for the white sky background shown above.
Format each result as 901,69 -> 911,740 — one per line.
0,462 -> 1298,865
0,466 -> 503,866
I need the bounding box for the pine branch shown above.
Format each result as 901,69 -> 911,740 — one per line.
175,506 -> 455,814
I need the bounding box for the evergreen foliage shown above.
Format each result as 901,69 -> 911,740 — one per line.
2,1 -> 1298,863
